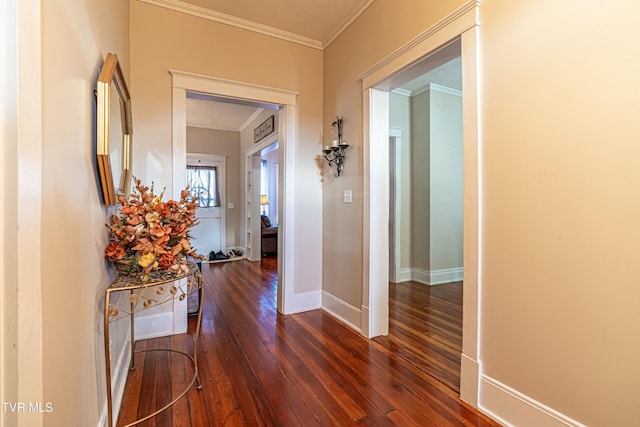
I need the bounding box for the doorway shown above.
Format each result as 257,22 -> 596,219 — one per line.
360,6 -> 481,405
383,69 -> 464,391
170,71 -> 303,315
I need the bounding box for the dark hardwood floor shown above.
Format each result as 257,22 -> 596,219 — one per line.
374,281 -> 463,392
116,258 -> 498,426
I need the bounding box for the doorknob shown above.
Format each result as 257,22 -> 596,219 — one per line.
215,215 -> 221,219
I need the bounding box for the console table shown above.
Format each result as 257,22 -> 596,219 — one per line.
103,262 -> 203,427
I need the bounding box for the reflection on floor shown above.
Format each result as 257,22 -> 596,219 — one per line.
374,280 -> 463,392
115,263 -> 497,425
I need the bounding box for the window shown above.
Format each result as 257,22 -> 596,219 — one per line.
186,165 -> 220,207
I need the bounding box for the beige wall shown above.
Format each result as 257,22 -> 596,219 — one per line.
322,0 -> 464,308
187,127 -> 242,247
428,88 -> 463,271
131,2 -> 324,296
479,1 -> 640,425
410,91 -> 431,270
324,0 -> 640,425
39,0 -> 130,425
10,0 -> 638,425
131,2 -> 322,199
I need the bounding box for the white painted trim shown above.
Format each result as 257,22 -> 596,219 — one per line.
411,269 -> 429,285
411,267 -> 464,286
239,108 -> 265,132
396,268 -> 413,283
97,331 -> 132,427
460,353 -> 480,408
133,279 -> 188,340
134,312 -> 178,341
278,106 -> 299,315
171,72 -> 299,316
390,88 -> 412,97
172,85 -> 188,199
170,71 -> 299,107
361,88 -> 389,339
431,267 -> 464,284
284,289 -> 321,314
360,0 -> 481,408
429,83 -> 462,97
359,0 -> 481,89
389,127 -> 403,285
480,375 -> 588,427
321,291 -> 362,332
412,82 -> 463,98
137,0 -> 323,49
460,22 -> 482,407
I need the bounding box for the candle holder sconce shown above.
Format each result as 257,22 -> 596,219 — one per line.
322,116 -> 349,177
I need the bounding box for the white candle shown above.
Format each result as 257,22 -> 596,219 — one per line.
331,139 -> 338,147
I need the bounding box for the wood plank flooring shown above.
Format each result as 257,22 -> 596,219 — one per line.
116,258 -> 498,426
374,281 -> 463,392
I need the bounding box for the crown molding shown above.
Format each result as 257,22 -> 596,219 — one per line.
391,88 -> 412,97
239,108 -> 265,132
358,0 -> 481,86
323,0 -> 375,48
413,82 -> 462,97
138,0 -> 323,50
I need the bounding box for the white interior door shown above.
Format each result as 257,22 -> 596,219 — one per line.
187,153 -> 227,256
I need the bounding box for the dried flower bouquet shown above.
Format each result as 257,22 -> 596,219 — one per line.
105,178 -> 202,280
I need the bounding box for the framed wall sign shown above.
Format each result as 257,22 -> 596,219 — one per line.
253,115 -> 275,143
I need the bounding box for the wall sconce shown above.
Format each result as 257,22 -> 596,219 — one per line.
322,116 -> 349,177
260,194 -> 270,215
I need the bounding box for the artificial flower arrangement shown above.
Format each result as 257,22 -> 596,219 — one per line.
105,178 -> 203,280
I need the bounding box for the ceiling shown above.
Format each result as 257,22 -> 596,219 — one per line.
175,0 -> 461,131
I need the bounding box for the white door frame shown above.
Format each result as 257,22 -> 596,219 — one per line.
389,127 -> 403,284
170,71 -> 298,314
359,0 -> 481,406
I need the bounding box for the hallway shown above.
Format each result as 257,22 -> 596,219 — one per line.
117,260 -> 497,426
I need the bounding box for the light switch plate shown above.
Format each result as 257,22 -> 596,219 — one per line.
228,203 -> 234,209
344,190 -> 352,203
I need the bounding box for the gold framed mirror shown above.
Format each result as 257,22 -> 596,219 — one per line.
97,52 -> 132,205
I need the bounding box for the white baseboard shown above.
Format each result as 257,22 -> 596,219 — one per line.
411,267 -> 464,285
134,312 -> 175,340
480,375 -> 587,427
394,267 -> 413,283
97,331 -> 132,427
284,289 -> 321,314
460,352 -> 480,407
133,281 -> 188,340
321,291 -> 362,332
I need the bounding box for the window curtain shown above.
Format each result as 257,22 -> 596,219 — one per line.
186,165 -> 220,207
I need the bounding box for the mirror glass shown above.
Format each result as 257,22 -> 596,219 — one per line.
97,52 -> 132,205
